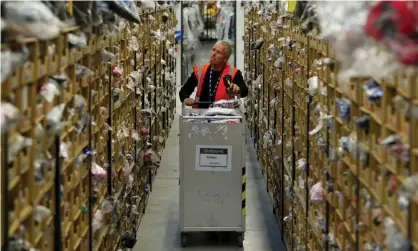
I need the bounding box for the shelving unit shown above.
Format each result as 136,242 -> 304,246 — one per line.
244,6 -> 418,251
1,5 -> 177,251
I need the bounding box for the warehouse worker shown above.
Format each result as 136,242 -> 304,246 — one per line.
179,40 -> 248,109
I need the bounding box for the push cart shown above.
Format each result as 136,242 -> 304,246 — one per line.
179,101 -> 246,247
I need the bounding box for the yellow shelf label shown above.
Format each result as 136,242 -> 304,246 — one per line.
287,0 -> 296,13
67,0 -> 73,16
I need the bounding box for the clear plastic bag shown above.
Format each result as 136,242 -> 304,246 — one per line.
102,50 -> 117,64
384,217 -> 410,251
92,162 -> 107,181
182,5 -> 202,58
1,102 -> 21,134
34,205 -> 51,223
40,81 -> 61,103
76,64 -> 94,78
263,131 -> 273,149
92,210 -> 104,233
213,99 -> 241,109
145,149 -> 160,165
203,107 -> 238,117
313,1 -> 408,85
8,134 -> 32,162
67,32 -> 87,48
1,48 -> 29,83
3,1 -> 66,40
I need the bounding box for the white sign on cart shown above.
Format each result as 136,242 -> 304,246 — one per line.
195,145 -> 232,172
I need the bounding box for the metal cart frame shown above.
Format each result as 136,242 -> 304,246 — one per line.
179,105 -> 246,247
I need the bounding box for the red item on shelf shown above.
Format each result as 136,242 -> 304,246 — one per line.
140,127 -> 149,136
364,1 -> 418,65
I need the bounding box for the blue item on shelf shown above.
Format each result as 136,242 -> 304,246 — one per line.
337,98 -> 351,121
175,30 -> 182,42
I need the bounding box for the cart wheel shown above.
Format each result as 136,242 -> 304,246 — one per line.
181,233 -> 188,247
237,233 -> 244,247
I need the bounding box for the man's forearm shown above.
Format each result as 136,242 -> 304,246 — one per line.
179,75 -> 198,102
239,85 -> 248,97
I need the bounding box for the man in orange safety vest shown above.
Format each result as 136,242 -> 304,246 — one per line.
179,40 -> 248,109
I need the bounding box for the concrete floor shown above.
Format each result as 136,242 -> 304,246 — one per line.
134,117 -> 285,251
133,42 -> 285,251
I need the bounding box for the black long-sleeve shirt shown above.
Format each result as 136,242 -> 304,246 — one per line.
179,66 -> 248,109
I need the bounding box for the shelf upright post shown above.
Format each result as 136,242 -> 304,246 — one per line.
107,64 -> 113,196
2,133 -> 9,251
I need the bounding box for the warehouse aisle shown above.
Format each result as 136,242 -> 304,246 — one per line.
134,115 -> 285,250
133,41 -> 284,250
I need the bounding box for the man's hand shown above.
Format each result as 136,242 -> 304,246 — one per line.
184,98 -> 195,106
232,84 -> 240,94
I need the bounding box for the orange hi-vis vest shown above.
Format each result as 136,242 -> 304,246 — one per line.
193,64 -> 239,108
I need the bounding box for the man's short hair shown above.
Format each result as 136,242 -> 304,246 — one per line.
216,40 -> 232,58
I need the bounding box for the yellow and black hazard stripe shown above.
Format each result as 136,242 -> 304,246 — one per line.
242,166 -> 246,217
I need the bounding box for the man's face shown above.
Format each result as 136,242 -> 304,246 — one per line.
210,43 -> 228,65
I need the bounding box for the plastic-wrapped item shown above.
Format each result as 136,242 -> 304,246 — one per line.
212,99 -> 241,109
128,35 -> 140,51
1,47 -> 29,83
398,175 -> 418,210
106,0 -> 140,24
139,0 -> 156,10
384,217 -> 410,251
145,149 -> 160,165
182,4 -> 202,59
39,81 -> 61,103
380,134 -> 410,162
297,158 -> 307,171
102,50 -> 117,63
336,98 -> 351,121
269,97 -> 278,109
76,64 -> 94,78
207,119 -> 240,124
8,236 -> 40,251
251,38 -> 265,50
261,131 -> 272,149
46,103 -> 66,132
92,162 -> 107,181
60,141 -> 71,161
203,107 -> 238,117
313,1 -> 408,84
151,29 -> 165,41
74,94 -> 87,112
50,72 -> 69,88
34,205 -> 51,223
283,214 -> 292,222
307,76 -> 320,95
68,32 -> 87,48
364,1 -> 418,66
1,102 -> 21,134
3,1 -> 66,40
273,55 -> 284,69
216,2 -> 236,45
363,79 -> 383,102
92,210 -> 104,233
293,1 -> 317,34
8,134 -> 32,162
